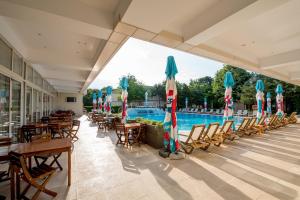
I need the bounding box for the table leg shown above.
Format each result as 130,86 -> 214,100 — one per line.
68,148 -> 71,186
125,129 -> 129,147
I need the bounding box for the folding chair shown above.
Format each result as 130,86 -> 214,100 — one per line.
20,125 -> 37,143
66,120 -> 80,142
33,134 -> 63,171
115,123 -> 126,145
178,125 -> 205,154
194,123 -> 220,150
9,151 -> 57,200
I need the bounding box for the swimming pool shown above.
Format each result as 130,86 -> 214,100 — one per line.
128,112 -> 243,131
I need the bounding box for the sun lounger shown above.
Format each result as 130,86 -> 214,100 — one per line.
267,114 -> 279,130
178,125 -> 205,154
245,117 -> 257,135
194,108 -> 198,113
200,109 -> 204,113
252,115 -> 267,135
221,109 -> 224,115
252,110 -> 257,117
286,112 -> 297,124
215,109 -> 220,115
208,109 -> 214,114
234,117 -> 251,136
194,123 -> 220,150
219,120 -> 236,142
274,113 -> 287,128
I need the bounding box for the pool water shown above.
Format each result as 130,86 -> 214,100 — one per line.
128,112 -> 243,131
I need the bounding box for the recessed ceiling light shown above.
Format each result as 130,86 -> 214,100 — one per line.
83,42 -> 87,45
76,51 -> 79,54
77,41 -> 81,44
38,33 -> 42,36
241,43 -> 247,47
252,41 -> 255,44
43,45 -> 47,48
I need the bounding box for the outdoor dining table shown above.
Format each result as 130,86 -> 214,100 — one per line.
9,138 -> 72,199
124,123 -> 141,146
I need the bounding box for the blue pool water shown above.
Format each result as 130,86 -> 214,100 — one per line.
128,112 -> 243,131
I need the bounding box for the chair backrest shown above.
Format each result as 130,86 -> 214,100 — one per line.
115,122 -> 125,133
205,123 -> 220,139
238,118 -> 250,131
31,133 -> 52,143
248,117 -> 257,128
200,109 -> 204,112
257,116 -> 266,125
220,120 -> 234,134
210,109 -> 213,113
243,110 -> 248,115
41,116 -> 49,123
186,125 -> 205,142
269,115 -> 278,125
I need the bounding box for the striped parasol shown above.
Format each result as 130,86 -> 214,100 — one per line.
276,84 -> 284,117
92,92 -> 97,111
266,92 -> 272,117
119,77 -> 128,123
105,86 -> 113,114
163,56 -> 180,153
256,80 -> 265,121
223,71 -> 235,130
98,90 -> 103,113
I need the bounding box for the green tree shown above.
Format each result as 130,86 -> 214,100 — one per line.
126,74 -> 146,102
212,65 -> 251,107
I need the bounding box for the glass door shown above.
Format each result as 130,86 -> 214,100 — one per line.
32,89 -> 37,122
0,74 -> 10,137
25,86 -> 32,124
11,80 -> 21,140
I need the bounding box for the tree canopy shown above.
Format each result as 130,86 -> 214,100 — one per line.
84,64 -> 300,113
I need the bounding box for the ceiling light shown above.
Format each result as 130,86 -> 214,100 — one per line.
241,44 -> 247,47
38,33 -> 42,36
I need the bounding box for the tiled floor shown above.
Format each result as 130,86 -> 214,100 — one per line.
1,115 -> 300,200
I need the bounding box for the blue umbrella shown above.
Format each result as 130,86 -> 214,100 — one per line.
92,92 -> 97,111
119,77 -> 128,123
266,92 -> 272,117
105,86 -> 113,114
163,56 -> 179,153
255,80 -> 265,121
223,72 -> 235,129
98,90 -> 103,112
276,84 -> 284,117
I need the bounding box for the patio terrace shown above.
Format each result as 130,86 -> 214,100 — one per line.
1,115 -> 300,200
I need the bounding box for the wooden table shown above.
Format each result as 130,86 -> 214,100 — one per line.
124,123 -> 141,146
10,138 -> 72,199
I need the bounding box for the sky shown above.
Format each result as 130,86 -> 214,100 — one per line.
89,38 -> 224,89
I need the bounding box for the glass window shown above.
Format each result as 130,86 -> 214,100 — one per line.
0,73 -> 10,137
38,74 -> 43,86
13,52 -> 23,76
11,80 -> 21,141
26,65 -> 33,82
37,91 -> 41,119
32,89 -> 37,122
33,70 -> 38,85
0,39 -> 12,70
25,86 -> 32,124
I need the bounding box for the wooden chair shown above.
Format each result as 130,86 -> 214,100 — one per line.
115,123 -> 126,145
234,117 -> 251,137
0,137 -> 11,182
219,120 -> 235,142
252,115 -> 267,135
286,112 -> 297,124
41,116 -> 49,124
194,123 -> 220,151
66,120 -> 80,142
274,113 -> 287,128
178,125 -> 205,154
96,116 -> 107,131
20,125 -> 37,143
267,114 -> 279,130
244,117 -> 257,135
48,123 -> 64,139
9,151 -> 57,200
33,134 -> 64,171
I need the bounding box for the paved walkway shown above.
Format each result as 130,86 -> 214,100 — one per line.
1,115 -> 300,200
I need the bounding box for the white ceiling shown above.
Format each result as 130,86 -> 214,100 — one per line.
0,0 -> 124,93
1,0 -> 300,93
